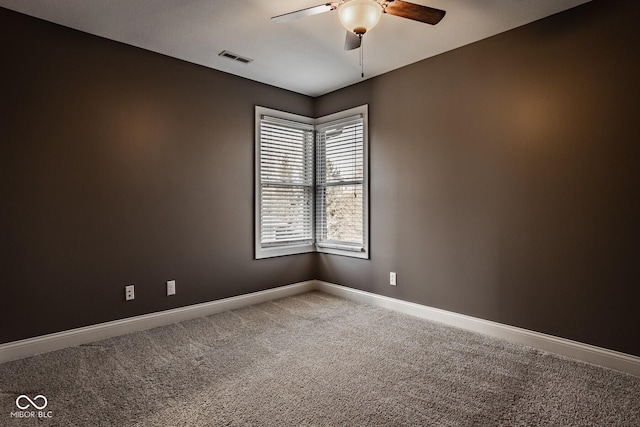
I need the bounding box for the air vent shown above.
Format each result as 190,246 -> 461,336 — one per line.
219,50 -> 253,64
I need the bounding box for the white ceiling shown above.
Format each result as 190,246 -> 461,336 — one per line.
0,0 -> 592,96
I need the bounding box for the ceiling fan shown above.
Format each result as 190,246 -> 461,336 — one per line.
272,0 -> 446,51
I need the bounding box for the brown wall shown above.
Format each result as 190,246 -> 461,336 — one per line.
315,0 -> 640,356
0,8 -> 315,344
2,0 -> 639,357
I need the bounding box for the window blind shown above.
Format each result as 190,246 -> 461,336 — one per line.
259,115 -> 314,247
315,114 -> 364,249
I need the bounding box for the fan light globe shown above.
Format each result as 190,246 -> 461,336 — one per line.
338,0 -> 382,35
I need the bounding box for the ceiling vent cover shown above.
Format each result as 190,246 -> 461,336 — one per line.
219,50 -> 253,64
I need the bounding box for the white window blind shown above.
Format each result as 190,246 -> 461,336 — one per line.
255,105 -> 368,259
316,114 -> 365,251
258,115 -> 314,248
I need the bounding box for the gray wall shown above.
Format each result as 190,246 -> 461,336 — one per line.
2,0 -> 639,358
0,8 -> 315,344
315,0 -> 640,357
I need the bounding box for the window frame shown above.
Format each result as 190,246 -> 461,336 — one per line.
255,107 -> 316,259
315,105 -> 369,259
255,105 -> 369,260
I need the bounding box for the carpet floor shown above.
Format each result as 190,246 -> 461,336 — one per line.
0,291 -> 639,426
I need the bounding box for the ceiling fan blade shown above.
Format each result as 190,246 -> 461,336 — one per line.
272,3 -> 336,23
384,0 -> 446,25
344,31 -> 362,51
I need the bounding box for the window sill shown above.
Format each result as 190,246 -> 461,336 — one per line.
255,243 -> 369,260
316,243 -> 369,259
255,243 -> 316,259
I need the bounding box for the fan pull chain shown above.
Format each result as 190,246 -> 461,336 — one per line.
360,35 -> 364,78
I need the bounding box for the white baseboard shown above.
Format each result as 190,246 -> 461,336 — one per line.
0,281 -> 315,364
2,279 -> 639,378
315,281 -> 640,377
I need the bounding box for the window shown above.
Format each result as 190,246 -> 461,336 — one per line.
255,108 -> 315,258
255,105 -> 368,259
315,112 -> 367,257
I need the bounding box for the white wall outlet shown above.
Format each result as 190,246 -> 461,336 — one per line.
125,285 -> 135,301
390,272 -> 397,286
167,280 -> 176,296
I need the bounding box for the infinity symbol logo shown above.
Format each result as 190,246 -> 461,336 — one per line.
15,395 -> 48,410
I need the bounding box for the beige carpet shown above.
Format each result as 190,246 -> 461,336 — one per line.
0,291 -> 638,426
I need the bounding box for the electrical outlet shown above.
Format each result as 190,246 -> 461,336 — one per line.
125,285 -> 135,301
167,280 -> 176,296
390,272 -> 397,286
